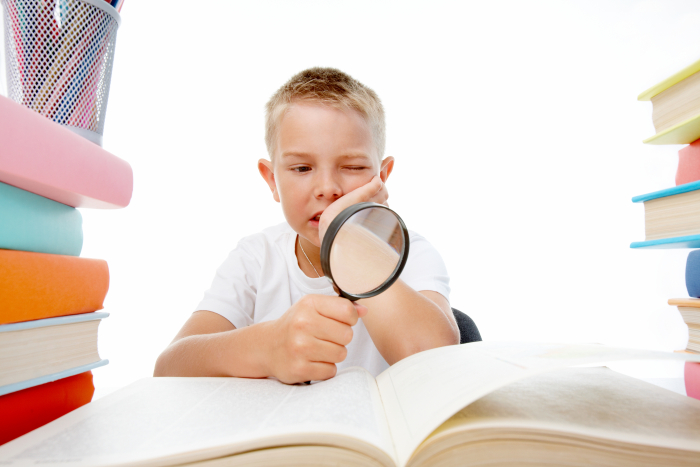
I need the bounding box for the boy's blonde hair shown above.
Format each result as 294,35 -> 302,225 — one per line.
265,67 -> 386,160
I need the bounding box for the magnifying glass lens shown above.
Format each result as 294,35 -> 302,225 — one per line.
329,207 -> 405,296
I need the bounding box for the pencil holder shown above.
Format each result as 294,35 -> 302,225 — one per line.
1,0 -> 120,146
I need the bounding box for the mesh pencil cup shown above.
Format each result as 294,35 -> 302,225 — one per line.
1,0 -> 120,146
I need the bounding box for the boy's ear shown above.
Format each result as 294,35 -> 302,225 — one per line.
258,159 -> 280,203
379,156 -> 395,183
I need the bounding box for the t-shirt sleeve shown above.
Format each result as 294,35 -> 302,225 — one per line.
194,239 -> 259,329
399,232 -> 451,302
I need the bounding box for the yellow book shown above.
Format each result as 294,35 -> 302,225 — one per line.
639,58 -> 700,144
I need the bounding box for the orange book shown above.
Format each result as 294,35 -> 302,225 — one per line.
0,371 -> 94,445
0,250 -> 109,325
677,138 -> 700,185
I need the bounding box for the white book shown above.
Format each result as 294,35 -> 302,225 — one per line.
0,312 -> 109,396
1,341 -> 699,467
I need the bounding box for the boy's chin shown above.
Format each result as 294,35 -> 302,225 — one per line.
298,228 -> 321,248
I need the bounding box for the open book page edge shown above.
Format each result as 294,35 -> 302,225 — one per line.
115,431 -> 396,467
0,368 -> 398,467
416,417 -> 700,460
406,368 -> 700,467
419,379 -> 700,454
182,445 -> 386,467
408,422 -> 699,467
375,342 -> 700,467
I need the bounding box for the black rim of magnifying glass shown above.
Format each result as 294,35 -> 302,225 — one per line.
320,202 -> 410,301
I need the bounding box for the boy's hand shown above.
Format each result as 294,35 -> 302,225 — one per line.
268,295 -> 368,384
318,175 -> 388,245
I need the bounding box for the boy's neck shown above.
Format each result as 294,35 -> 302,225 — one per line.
296,235 -> 324,278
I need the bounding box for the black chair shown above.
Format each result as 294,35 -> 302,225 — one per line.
452,308 -> 482,344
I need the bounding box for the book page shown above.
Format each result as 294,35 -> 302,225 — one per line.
434,367 -> 700,447
376,341 -> 700,467
0,367 -> 397,467
408,367 -> 700,467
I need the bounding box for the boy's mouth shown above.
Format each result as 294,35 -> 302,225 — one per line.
310,211 -> 323,224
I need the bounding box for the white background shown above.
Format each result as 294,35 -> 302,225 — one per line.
2,0 -> 700,394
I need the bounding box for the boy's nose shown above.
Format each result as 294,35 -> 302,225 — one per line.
314,172 -> 343,200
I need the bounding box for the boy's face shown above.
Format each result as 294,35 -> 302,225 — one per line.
259,102 -> 393,248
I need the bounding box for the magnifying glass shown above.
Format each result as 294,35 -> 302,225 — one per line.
320,202 -> 410,301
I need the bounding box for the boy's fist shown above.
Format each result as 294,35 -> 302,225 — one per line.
268,295 -> 367,384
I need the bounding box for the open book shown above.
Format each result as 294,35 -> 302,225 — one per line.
2,342 -> 700,467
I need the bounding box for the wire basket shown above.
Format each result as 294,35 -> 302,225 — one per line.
1,0 -> 120,146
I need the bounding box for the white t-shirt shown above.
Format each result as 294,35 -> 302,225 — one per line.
196,222 -> 450,377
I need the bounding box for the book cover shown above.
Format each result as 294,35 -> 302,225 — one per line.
687,250 -> 700,298
0,360 -> 107,397
630,182 -> 700,249
0,371 -> 94,445
638,58 -> 700,101
639,58 -> 700,144
643,114 -> 700,145
630,235 -> 700,249
631,179 -> 700,203
0,250 -> 109,325
0,181 -> 83,256
0,95 -> 133,209
677,139 -> 700,186
687,362 -> 700,400
669,297 -> 700,308
0,312 -> 109,393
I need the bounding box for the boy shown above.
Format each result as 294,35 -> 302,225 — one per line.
154,68 -> 459,384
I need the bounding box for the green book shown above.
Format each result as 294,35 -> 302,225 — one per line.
0,182 -> 82,256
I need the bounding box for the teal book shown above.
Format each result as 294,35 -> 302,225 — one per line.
631,180 -> 700,249
0,181 -> 83,256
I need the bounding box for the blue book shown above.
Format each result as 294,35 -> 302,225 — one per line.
0,312 -> 108,396
630,181 -> 700,249
687,250 -> 700,298
0,360 -> 108,397
0,181 -> 83,256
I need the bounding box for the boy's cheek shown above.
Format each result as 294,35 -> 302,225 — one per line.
342,174 -> 376,195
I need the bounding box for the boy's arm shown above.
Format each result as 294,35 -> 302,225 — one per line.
317,176 -> 459,365
153,310 -> 272,378
358,281 -> 459,365
154,296 -> 366,383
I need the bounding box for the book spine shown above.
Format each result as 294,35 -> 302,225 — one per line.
0,250 -> 109,325
0,181 -> 83,256
630,234 -> 700,249
0,371 -> 94,445
687,250 -> 700,298
677,139 -> 700,186
0,95 -> 133,209
686,362 -> 700,400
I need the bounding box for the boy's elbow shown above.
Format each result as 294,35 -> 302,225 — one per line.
153,345 -> 177,377
153,352 -> 167,377
393,329 -> 459,364
426,328 -> 460,351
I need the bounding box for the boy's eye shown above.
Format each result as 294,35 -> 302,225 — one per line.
346,166 -> 368,171
292,166 -> 311,173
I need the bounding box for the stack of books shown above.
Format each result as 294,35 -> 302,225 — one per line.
0,95 -> 133,444
632,58 -> 700,250
632,57 -> 700,399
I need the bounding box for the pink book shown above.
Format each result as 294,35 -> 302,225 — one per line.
677,138 -> 700,186
0,96 -> 132,209
686,362 -> 700,400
